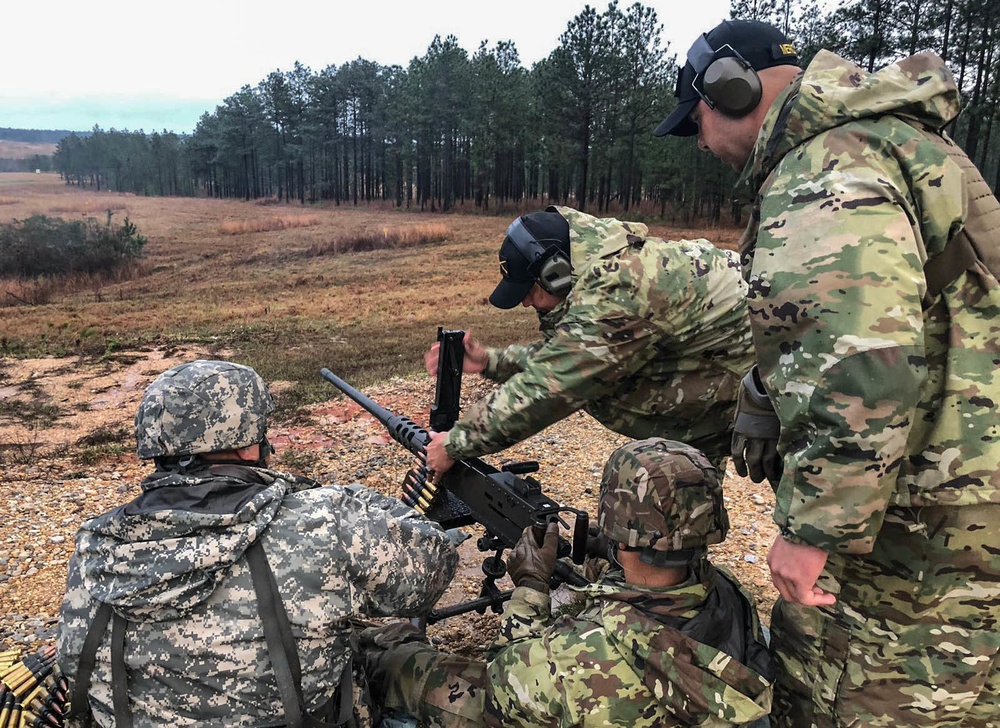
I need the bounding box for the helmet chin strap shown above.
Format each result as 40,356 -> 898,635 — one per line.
638,546 -> 706,568
254,435 -> 275,468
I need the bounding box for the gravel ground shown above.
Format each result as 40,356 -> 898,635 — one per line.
0,348 -> 779,656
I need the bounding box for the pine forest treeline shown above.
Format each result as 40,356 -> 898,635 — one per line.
52,0 -> 1000,222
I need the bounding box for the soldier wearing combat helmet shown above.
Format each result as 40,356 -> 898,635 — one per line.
362,438 -> 774,727
56,359 -> 458,727
598,436 -> 729,566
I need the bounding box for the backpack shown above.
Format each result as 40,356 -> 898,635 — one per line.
917,125 -> 1000,309
70,541 -> 356,728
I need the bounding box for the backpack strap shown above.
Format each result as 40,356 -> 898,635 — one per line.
922,228 -> 980,309
70,544 -> 351,728
246,540 -> 351,727
71,602 -> 136,727
70,601 -> 113,726
913,124 -> 1000,309
246,539 -> 307,727
111,613 -> 134,728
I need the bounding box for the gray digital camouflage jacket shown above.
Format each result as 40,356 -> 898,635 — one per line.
739,50 -> 1000,554
486,560 -> 774,726
446,206 -> 754,467
56,464 -> 458,727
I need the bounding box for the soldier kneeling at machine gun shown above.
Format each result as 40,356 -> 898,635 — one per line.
423,206 -> 754,478
362,438 -> 775,727
56,359 -> 459,727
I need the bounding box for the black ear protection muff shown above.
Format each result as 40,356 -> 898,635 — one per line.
687,35 -> 762,118
505,217 -> 573,297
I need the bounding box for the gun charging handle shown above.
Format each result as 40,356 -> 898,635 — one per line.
532,506 -> 589,565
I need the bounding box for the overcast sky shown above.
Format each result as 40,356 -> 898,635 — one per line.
1,0 -> 730,134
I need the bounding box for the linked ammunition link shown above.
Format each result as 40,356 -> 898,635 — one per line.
401,466 -> 440,514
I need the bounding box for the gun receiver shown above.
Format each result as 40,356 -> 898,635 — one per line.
429,328 -> 464,432
320,339 -> 590,621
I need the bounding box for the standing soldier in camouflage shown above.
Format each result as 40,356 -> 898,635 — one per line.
655,18 -> 1000,726
423,206 -> 753,476
364,438 -> 775,727
56,359 -> 458,727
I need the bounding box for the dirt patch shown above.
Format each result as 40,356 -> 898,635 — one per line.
0,347 -> 228,464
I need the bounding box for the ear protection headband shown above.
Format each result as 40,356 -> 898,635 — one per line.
505,218 -> 573,297
687,35 -> 762,118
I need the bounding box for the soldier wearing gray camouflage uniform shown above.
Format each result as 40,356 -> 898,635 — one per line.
423,206 -> 753,477
656,18 -> 1000,727
56,360 -> 458,727
364,438 -> 774,727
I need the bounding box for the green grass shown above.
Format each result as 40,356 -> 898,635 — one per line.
74,424 -> 133,465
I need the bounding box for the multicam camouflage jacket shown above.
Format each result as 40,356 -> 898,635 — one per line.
56,464 -> 458,727
486,560 -> 774,726
446,206 -> 754,467
739,50 -> 1000,553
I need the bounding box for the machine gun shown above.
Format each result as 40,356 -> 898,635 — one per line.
320,328 -> 590,623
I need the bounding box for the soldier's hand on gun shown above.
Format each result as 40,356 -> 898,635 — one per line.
507,521 -> 560,594
768,535 -> 836,607
425,430 -> 456,483
424,331 -> 489,377
731,364 -> 783,486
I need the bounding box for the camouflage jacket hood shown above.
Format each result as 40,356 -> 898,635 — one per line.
75,464 -> 308,621
563,205 -> 651,272
532,207 -> 660,328
744,49 -> 961,193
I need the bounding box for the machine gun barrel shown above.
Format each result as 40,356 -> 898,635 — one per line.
320,368 -> 429,459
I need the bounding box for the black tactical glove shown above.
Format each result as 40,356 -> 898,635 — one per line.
507,521 -> 559,593
585,523 -> 610,561
731,365 -> 783,487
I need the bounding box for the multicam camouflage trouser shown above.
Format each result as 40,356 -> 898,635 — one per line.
770,504 -> 1000,727
379,643 -> 488,728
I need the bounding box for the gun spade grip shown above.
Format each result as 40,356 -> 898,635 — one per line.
532,516 -> 549,546
572,512 -> 589,565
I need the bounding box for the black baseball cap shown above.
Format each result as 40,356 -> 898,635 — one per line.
654,19 -> 799,137
489,210 -> 570,309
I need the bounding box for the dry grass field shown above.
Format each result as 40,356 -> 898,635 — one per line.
0,173 -> 743,413
0,173 -> 777,659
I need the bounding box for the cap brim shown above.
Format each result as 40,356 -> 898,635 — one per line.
489,277 -> 534,309
653,98 -> 699,137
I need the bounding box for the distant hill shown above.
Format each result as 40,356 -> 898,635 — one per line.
0,140 -> 57,159
0,127 -> 85,144
0,129 -> 63,171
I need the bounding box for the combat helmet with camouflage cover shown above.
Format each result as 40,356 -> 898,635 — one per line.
598,437 -> 729,566
135,359 -> 274,459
